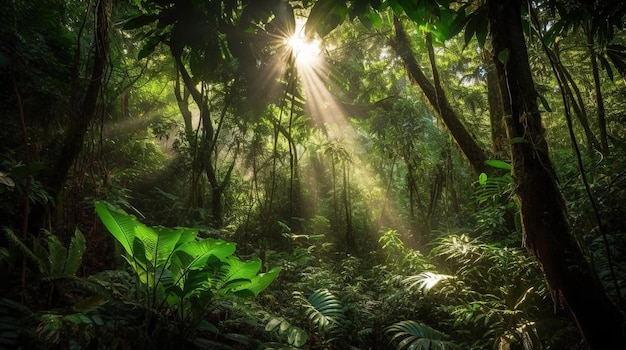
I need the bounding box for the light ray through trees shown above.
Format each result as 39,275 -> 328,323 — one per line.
283,18 -> 415,245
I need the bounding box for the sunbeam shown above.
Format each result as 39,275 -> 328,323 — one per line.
281,19 -> 416,245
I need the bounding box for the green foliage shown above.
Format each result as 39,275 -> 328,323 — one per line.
3,227 -> 86,277
396,233 -> 561,349
264,315 -> 308,347
295,289 -> 345,332
95,200 -> 280,346
95,200 -> 279,298
386,320 -> 459,350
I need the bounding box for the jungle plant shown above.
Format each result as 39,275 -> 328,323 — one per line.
94,201 -> 281,347
263,314 -> 308,348
293,288 -> 346,347
385,320 -> 459,350
3,227 -> 86,278
399,233 -> 560,348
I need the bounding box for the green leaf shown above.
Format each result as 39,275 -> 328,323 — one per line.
95,201 -> 136,256
478,172 -> 488,186
463,6 -> 488,48
288,326 -> 308,347
64,229 -> 86,275
137,36 -> 161,60
246,267 -> 281,296
510,137 -> 527,144
297,289 -> 344,331
221,257 -> 261,284
46,234 -> 67,276
386,320 -> 459,350
306,0 -> 348,38
498,48 -> 510,65
172,239 -> 236,272
485,159 -> 512,171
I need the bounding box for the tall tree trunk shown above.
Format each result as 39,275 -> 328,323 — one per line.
487,1 -> 624,348
392,18 -> 489,175
49,0 -> 110,199
482,50 -> 508,157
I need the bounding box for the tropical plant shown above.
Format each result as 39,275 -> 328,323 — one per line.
94,200 -> 281,346
386,320 -> 459,350
293,288 -> 345,347
3,227 -> 86,278
263,314 -> 308,348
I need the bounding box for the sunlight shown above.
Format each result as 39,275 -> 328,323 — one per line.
276,17 -> 417,250
285,20 -> 322,66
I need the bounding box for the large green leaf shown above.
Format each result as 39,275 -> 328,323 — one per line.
245,267 -> 281,296
221,257 -> 262,284
95,201 -> 137,257
172,239 -> 236,272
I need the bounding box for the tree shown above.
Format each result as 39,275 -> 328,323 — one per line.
486,0 -> 624,347
391,17 -> 490,175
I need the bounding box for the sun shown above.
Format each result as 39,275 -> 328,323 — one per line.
285,20 -> 321,66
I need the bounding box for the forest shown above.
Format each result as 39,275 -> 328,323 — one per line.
1,0 -> 625,349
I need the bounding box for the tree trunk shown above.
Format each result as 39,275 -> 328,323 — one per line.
392,17 -> 490,175
482,50 -> 508,157
48,0 -> 110,199
487,1 -> 624,348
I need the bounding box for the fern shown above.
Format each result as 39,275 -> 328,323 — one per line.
386,320 -> 459,350
402,272 -> 453,294
3,227 -> 46,273
295,289 -> 344,332
3,227 -> 86,277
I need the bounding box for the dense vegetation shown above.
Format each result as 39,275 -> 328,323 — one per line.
1,0 -> 625,349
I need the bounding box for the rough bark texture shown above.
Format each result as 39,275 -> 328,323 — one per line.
392,17 -> 489,175
487,0 -> 624,348
482,50 -> 508,157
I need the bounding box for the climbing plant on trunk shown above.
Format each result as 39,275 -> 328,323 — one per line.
486,0 -> 624,347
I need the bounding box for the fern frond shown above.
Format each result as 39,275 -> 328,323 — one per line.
3,227 -> 47,274
295,289 -> 344,332
386,320 -> 459,350
402,272 -> 453,294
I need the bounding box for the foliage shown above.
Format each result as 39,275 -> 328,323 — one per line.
95,200 -> 281,347
294,289 -> 345,332
386,320 -> 459,350
3,227 -> 86,277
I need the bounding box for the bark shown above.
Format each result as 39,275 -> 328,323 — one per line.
482,50 -> 508,157
49,0 -> 110,198
487,0 -> 624,348
392,18 -> 490,175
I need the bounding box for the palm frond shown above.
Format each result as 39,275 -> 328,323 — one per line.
295,289 -> 344,332
386,320 -> 459,350
402,272 -> 453,294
